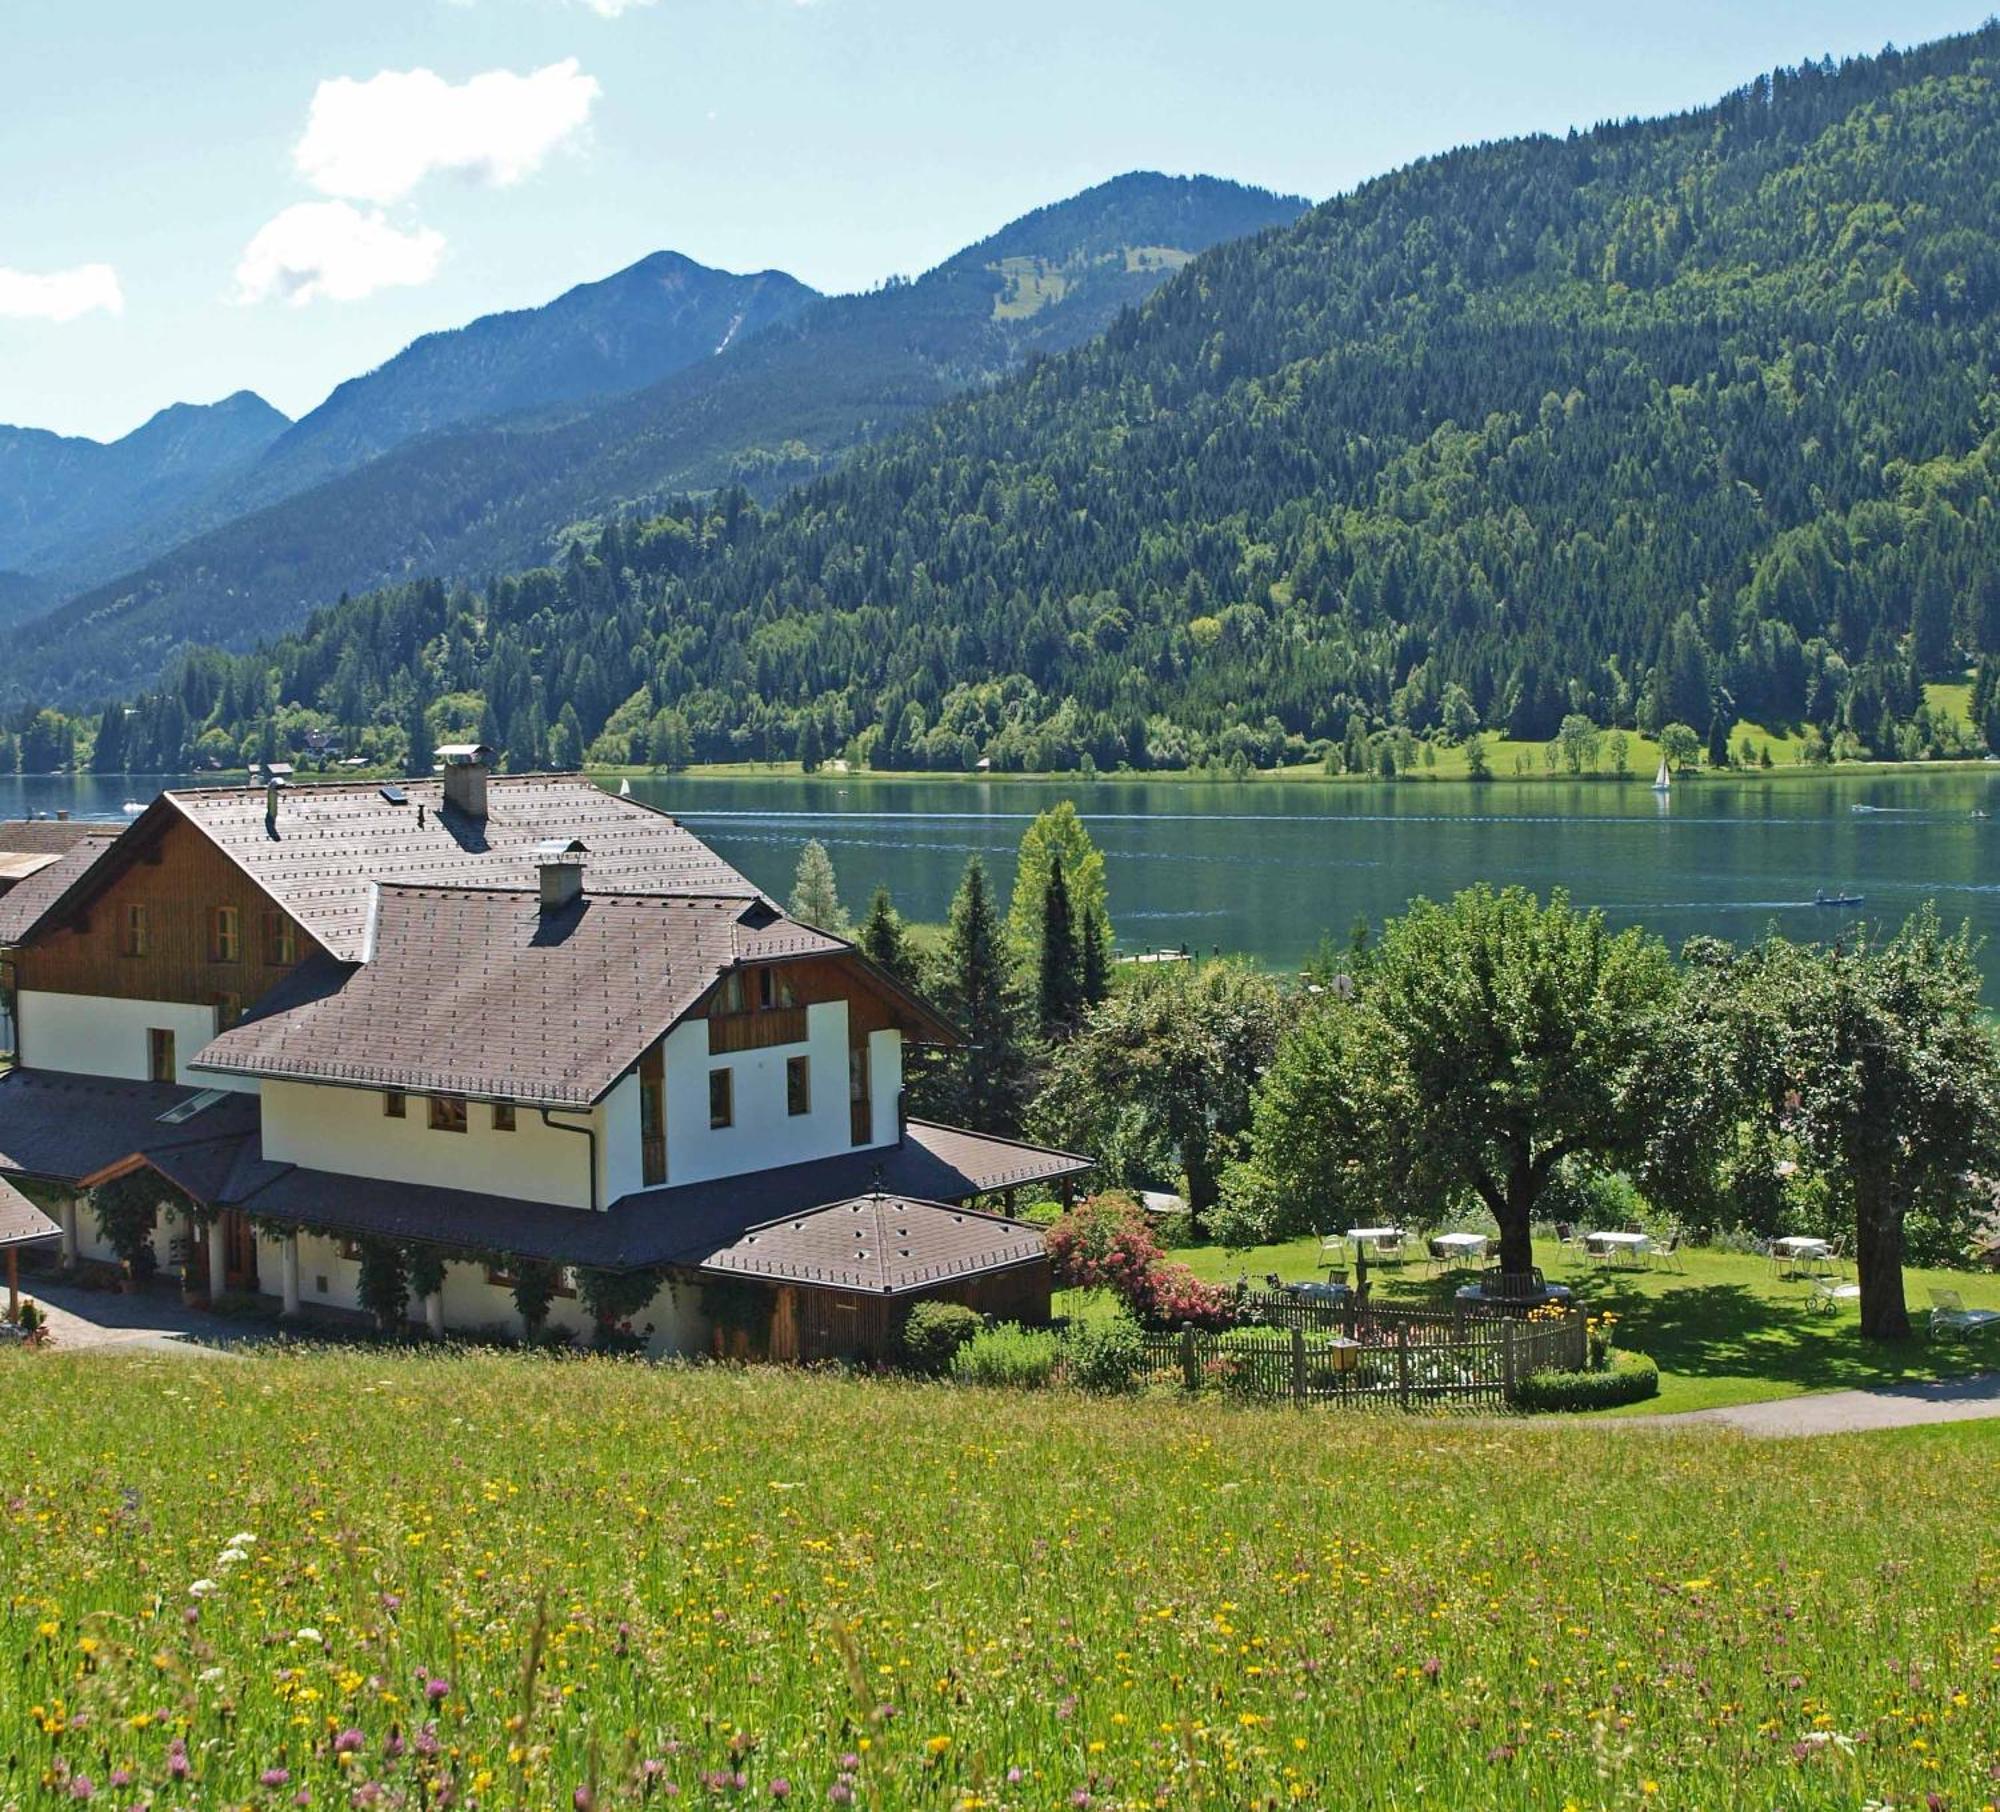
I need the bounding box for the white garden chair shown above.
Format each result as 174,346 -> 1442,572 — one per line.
1928,1289 -> 2000,1342
1807,1278 -> 1860,1315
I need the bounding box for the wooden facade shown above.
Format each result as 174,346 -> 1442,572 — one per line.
747,1257 -> 1054,1365
12,816 -> 318,1013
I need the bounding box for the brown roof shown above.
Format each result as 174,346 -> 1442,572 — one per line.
193,884 -> 849,1106
0,1175 -> 60,1250
0,831 -> 118,945
698,1193 -> 1046,1295
0,819 -> 107,857
0,1069 -> 262,1187
18,777 -> 764,963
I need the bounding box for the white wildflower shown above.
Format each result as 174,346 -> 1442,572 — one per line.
188,1579 -> 219,1598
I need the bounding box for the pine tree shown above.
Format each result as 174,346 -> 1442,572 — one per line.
1079,903 -> 1111,1008
787,839 -> 850,933
925,856 -> 1030,1132
1037,855 -> 1084,1035
1706,712 -> 1731,769
858,884 -> 914,983
403,695 -> 432,779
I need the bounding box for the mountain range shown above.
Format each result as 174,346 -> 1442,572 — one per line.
0,173 -> 1307,703
14,28 -> 2000,781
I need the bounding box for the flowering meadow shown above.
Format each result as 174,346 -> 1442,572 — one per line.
2,1349 -> 1996,1811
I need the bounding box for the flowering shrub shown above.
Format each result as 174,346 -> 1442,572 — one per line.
1046,1195 -> 1238,1330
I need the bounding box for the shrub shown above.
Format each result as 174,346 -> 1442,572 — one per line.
1062,1315 -> 1146,1394
1516,1349 -> 1660,1413
1130,1259 -> 1238,1331
901,1301 -> 984,1375
356,1239 -> 411,1332
951,1323 -> 1061,1389
1045,1194 -> 1161,1293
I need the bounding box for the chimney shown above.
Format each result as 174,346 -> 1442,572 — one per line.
265,780 -> 282,835
437,743 -> 496,819
535,838 -> 589,915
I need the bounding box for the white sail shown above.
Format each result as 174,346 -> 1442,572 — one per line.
619,777 -> 632,796
1652,755 -> 1671,792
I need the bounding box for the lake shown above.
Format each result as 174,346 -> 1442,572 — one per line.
6,768 -> 1999,989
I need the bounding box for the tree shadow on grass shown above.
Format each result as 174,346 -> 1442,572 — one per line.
1575,1276 -> 1964,1396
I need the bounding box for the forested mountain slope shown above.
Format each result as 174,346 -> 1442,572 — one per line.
29,30 -> 2000,775
4,174 -> 1305,704
0,392 -> 289,590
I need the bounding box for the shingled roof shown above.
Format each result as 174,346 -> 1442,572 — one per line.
194,884 -> 848,1106
0,830 -> 117,946
0,819 -> 107,857
0,1176 -> 60,1251
699,1193 -> 1046,1295
14,778 -> 763,963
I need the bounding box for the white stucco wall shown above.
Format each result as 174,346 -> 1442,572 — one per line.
660,1000 -> 854,1187
600,1072 -> 644,1207
16,990 -> 254,1091
259,1079 -> 603,1208
869,1029 -> 903,1147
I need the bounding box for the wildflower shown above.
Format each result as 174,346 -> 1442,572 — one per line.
262,1770 -> 292,1789
770,1783 -> 792,1800
839,1756 -> 860,1772
333,1730 -> 365,1758
188,1580 -> 218,1599
424,1676 -> 450,1703
295,1629 -> 323,1646
926,1737 -> 952,1757
829,1788 -> 852,1807
167,1740 -> 191,1781
574,1790 -> 594,1812
69,1778 -> 94,1801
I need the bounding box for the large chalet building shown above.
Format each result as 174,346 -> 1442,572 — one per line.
0,753 -> 1084,1358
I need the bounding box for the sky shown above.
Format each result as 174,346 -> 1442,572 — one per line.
2,0 -> 1989,442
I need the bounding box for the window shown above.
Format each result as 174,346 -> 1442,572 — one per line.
786,1055 -> 812,1117
120,903 -> 148,959
147,1028 -> 176,1085
209,905 -> 240,963
639,1044 -> 666,1186
428,1095 -> 468,1134
757,967 -> 800,1011
711,972 -> 746,1016
708,1067 -> 734,1130
491,1101 -> 516,1132
384,1091 -> 407,1119
337,1239 -> 365,1263
262,910 -> 297,966
849,1042 -> 872,1147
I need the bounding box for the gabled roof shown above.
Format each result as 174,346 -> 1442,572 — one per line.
0,830 -> 118,946
15,777 -> 762,963
192,884 -> 849,1107
0,819 -> 106,857
698,1193 -> 1046,1295
0,1070 -> 262,1187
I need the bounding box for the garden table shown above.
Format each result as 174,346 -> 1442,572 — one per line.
1347,1227 -> 1405,1245
1429,1232 -> 1488,1269
1585,1230 -> 1650,1268
1771,1236 -> 1831,1279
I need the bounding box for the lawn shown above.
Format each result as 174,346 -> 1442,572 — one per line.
1092,1235 -> 2000,1415
2,1350 -> 1996,1809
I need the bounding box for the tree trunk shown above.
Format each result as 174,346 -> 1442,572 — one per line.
1854,1175 -> 1911,1341
1496,1153 -> 1537,1275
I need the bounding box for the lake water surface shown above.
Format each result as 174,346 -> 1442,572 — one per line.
7,769 -> 1999,990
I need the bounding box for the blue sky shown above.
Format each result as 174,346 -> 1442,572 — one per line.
1,0 -> 1987,441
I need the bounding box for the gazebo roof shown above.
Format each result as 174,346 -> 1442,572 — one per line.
0,1176 -> 59,1250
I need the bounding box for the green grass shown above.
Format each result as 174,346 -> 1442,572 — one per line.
3,1349 -> 1997,1809
1116,1236 -> 2000,1414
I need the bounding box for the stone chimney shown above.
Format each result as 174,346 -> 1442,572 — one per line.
436,743 -> 496,819
535,839 -> 588,914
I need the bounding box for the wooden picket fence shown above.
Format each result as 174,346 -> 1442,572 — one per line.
1138,1298 -> 1587,1412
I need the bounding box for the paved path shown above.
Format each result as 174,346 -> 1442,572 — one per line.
1640,1371 -> 2000,1437
13,1279 -> 246,1356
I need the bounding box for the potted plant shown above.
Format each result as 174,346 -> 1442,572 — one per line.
16,1299 -> 46,1348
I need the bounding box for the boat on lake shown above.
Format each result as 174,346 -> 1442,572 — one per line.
1813,889 -> 1865,907
1652,755 -> 1671,794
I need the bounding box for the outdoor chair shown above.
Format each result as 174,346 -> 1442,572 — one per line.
1647,1230 -> 1684,1274
1554,1221 -> 1584,1264
1316,1233 -> 1348,1282
1372,1233 -> 1406,1268
1807,1278 -> 1860,1315
1813,1235 -> 1848,1280
1928,1289 -> 2000,1342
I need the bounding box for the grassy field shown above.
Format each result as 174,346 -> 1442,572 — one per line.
1122,1236 -> 2000,1415
2,1350 -> 1996,1810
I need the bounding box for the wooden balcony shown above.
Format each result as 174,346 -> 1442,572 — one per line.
708,1005 -> 808,1055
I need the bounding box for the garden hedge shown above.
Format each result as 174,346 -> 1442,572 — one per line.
1516,1349 -> 1660,1413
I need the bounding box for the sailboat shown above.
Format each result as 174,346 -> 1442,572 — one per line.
1651,755 -> 1671,795
618,777 -> 632,797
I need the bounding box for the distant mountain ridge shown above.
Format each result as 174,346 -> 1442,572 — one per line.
4,173 -> 1308,703
0,392 -> 289,587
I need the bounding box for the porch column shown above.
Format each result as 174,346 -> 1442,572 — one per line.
206,1218 -> 227,1301
60,1196 -> 80,1266
425,1290 -> 445,1341
279,1234 -> 301,1318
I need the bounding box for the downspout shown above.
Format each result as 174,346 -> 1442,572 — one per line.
539,1108 -> 600,1213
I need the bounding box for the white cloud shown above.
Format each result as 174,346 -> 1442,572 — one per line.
577,0 -> 656,13
0,262 -> 123,323
293,60 -> 600,205
233,202 -> 445,307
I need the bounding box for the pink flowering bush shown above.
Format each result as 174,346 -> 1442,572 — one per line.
1045,1195 -> 1237,1330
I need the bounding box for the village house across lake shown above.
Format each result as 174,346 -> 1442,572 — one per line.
0,750 -> 1085,1356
